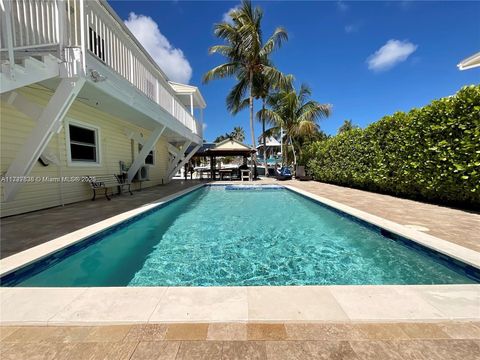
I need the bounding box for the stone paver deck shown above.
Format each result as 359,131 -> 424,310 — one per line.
1,322 -> 479,359
1,179 -> 479,258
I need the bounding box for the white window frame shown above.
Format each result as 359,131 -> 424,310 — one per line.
65,119 -> 101,167
138,143 -> 155,166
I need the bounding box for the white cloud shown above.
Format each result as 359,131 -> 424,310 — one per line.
125,12 -> 192,84
367,39 -> 418,72
202,122 -> 207,130
222,5 -> 240,23
344,24 -> 358,33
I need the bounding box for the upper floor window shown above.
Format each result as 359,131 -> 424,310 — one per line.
138,144 -> 155,165
67,123 -> 100,165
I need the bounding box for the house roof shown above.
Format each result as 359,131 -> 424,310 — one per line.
215,138 -> 253,150
457,52 -> 480,70
257,136 -> 281,148
168,81 -> 207,109
191,138 -> 255,157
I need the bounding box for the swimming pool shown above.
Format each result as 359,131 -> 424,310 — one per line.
1,185 -> 478,286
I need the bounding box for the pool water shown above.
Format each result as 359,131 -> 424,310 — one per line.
3,186 -> 478,286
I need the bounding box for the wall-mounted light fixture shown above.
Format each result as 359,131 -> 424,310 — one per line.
89,69 -> 107,82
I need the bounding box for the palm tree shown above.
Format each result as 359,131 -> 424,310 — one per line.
338,119 -> 359,134
214,126 -> 246,143
261,84 -> 331,165
231,126 -> 246,142
203,0 -> 288,153
255,71 -> 293,173
230,67 -> 293,173
214,133 -> 229,143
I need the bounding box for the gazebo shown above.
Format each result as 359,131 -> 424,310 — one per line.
190,138 -> 256,180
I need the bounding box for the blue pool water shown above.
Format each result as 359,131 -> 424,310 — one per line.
2,186 -> 478,286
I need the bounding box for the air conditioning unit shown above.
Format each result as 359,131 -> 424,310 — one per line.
135,166 -> 150,181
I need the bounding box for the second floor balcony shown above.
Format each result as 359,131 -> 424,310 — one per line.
0,0 -> 205,142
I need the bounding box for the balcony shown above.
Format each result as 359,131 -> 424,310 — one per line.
0,0 -> 204,141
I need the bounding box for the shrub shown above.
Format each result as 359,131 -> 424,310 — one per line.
305,85 -> 480,208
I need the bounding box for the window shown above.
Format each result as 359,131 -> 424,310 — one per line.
138,144 -> 154,165
67,123 -> 99,164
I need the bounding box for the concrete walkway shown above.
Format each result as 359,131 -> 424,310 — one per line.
1,179 -> 479,257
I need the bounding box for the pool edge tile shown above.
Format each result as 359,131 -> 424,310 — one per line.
247,286 -> 349,322
0,287 -> 89,325
329,285 -> 480,321
47,287 -> 167,325
148,286 -> 248,323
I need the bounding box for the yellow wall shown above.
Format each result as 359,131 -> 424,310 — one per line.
0,85 -> 170,217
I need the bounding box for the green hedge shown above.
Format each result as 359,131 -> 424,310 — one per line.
304,85 -> 480,208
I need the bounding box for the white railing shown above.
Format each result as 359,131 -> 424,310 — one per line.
0,0 -> 202,138
0,0 -> 61,50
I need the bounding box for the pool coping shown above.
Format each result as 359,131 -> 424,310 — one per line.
1,183 -> 479,325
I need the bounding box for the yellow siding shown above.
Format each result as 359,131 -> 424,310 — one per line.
0,86 -> 170,217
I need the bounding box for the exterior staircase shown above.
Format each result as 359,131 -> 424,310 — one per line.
0,54 -> 61,94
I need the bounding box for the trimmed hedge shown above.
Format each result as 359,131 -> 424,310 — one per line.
304,85 -> 480,208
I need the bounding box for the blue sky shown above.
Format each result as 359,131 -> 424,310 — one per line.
109,1 -> 480,142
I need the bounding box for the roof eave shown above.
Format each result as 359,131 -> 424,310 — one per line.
457,52 -> 480,71
168,81 -> 207,108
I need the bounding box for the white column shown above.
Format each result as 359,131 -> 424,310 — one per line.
168,144 -> 201,181
2,0 -> 15,77
127,125 -> 165,182
167,140 -> 191,176
3,77 -> 85,201
190,93 -> 194,116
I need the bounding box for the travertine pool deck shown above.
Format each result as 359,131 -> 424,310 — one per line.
1,322 -> 480,359
0,285 -> 479,325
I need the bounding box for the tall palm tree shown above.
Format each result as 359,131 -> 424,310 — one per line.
255,71 -> 293,173
203,0 -> 288,153
230,67 -> 293,172
231,126 -> 246,142
261,84 -> 331,165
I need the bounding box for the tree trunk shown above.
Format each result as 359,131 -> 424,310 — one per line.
290,135 -> 297,167
249,70 -> 256,178
262,98 -> 267,176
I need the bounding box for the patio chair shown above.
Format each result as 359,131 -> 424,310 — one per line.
267,167 -> 277,177
295,165 -> 313,181
275,166 -> 292,181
